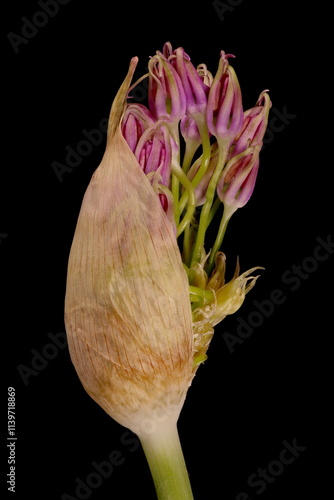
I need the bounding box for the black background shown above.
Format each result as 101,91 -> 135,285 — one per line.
2,1 -> 332,499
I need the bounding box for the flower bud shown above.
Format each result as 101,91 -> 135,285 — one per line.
229,90 -> 271,158
121,103 -> 155,153
217,145 -> 261,210
196,63 -> 213,88
179,115 -> 202,155
134,120 -> 174,188
148,51 -> 186,123
162,40 -> 173,59
170,46 -> 210,118
206,51 -> 244,147
65,57 -> 194,435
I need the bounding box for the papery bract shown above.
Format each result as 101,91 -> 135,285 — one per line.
65,58 -> 194,436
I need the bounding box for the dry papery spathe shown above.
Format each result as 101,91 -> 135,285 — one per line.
64,57 -> 195,436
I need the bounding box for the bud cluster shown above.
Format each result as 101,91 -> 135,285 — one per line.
119,43 -> 271,367
122,43 -> 270,275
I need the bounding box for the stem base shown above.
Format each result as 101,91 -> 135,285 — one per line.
139,421 -> 194,500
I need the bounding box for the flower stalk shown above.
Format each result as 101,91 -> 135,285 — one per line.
206,203 -> 234,274
139,421 -> 194,500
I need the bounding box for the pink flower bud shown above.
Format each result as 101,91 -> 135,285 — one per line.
206,51 -> 244,147
121,103 -> 155,153
134,120 -> 174,189
196,63 -> 213,88
229,90 -> 271,159
180,115 -> 201,145
162,41 -> 173,59
170,46 -> 210,118
217,145 -> 261,209
148,52 -> 186,123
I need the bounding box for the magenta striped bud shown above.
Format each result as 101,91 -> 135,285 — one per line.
229,90 -> 271,159
134,120 -> 174,189
217,145 -> 261,210
121,103 -> 155,153
148,51 -> 186,123
180,115 -> 201,145
133,120 -> 176,222
206,51 -> 244,147
170,46 -> 210,118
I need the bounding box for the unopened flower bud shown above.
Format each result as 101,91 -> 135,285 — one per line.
170,46 -> 210,118
206,51 -> 244,148
134,120 -> 174,188
217,145 -> 261,210
121,103 -> 155,153
197,63 -> 213,87
229,90 -> 271,158
180,115 -> 202,154
148,51 -> 186,124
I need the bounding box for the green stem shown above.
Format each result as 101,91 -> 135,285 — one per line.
178,121 -> 212,216
206,204 -> 236,275
139,421 -> 194,500
208,196 -> 222,227
171,163 -> 195,238
182,140 -> 200,175
172,173 -> 181,226
182,223 -> 192,267
190,143 -> 229,267
170,123 -> 182,226
189,122 -> 212,189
